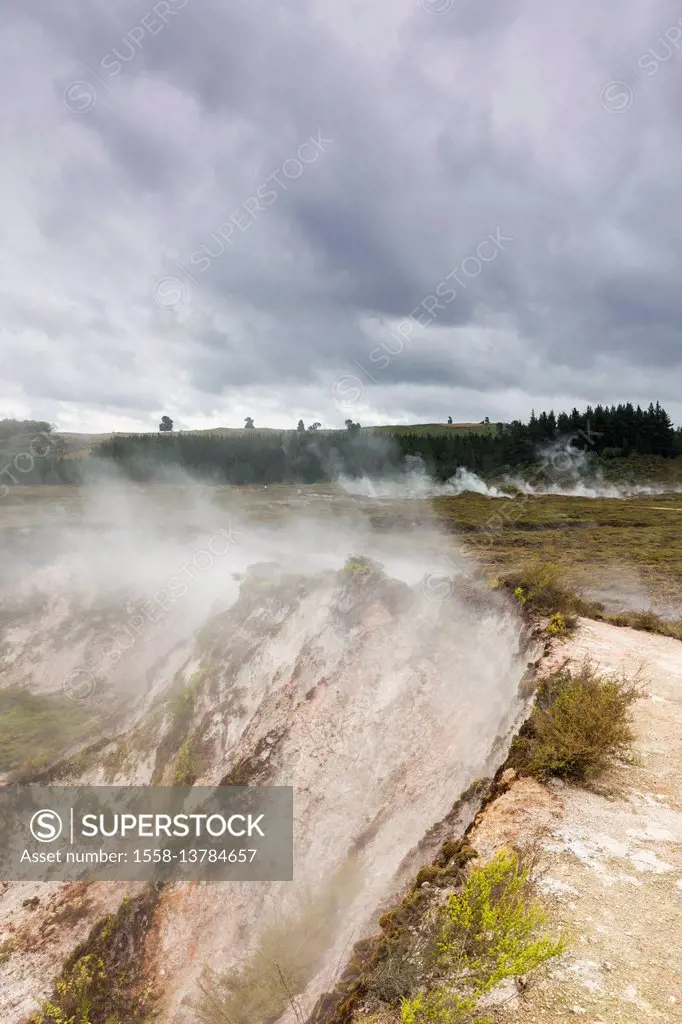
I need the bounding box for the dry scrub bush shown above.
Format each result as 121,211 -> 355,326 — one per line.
503,561 -> 682,642
509,660 -> 642,783
606,608 -> 682,641
505,562 -> 584,619
366,931 -> 424,1005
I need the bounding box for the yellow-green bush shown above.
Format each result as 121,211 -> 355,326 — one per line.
29,954 -> 105,1024
402,987 -> 480,1024
342,555 -> 379,578
546,611 -> 571,640
401,850 -> 565,1024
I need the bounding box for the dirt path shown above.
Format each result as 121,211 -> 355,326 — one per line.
468,619 -> 682,1023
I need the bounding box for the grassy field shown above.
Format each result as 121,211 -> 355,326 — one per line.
430,492 -> 682,610
1,484 -> 680,611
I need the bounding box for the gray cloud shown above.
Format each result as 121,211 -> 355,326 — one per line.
1,0 -> 682,430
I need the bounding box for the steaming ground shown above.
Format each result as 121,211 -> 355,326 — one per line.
158,555 -> 529,1023
339,468 -> 682,500
0,480 -> 533,1023
337,465 -> 511,499
337,448 -> 682,500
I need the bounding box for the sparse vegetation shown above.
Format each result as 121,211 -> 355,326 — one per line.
605,608 -> 682,642
152,668 -> 205,783
28,886 -> 161,1024
306,839 -> 551,1024
169,669 -> 203,724
422,493 -> 682,610
173,736 -> 199,785
508,661 -> 642,783
494,561 -> 682,641
196,858 -> 363,1024
45,895 -> 92,931
0,936 -> 17,964
31,953 -> 106,1024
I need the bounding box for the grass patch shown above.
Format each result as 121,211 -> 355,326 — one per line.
508,661 -> 642,783
173,736 -> 200,785
424,493 -> 682,609
400,849 -> 565,1024
0,688 -> 94,774
495,560 -> 682,642
151,669 -> 205,784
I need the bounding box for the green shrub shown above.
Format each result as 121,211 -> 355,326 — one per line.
402,987 -> 480,1024
342,555 -> 381,579
400,850 -> 565,1024
169,670 -> 203,725
30,954 -> 105,1024
509,661 -> 641,782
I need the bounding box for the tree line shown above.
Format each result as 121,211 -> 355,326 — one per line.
0,403 -> 678,488
92,401 -> 678,484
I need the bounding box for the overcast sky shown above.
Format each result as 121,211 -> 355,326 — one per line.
1,0 -> 681,431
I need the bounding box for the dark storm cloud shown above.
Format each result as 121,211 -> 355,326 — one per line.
2,0 -> 682,429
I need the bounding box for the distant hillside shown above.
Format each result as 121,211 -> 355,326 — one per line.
62,421 -> 500,446
368,422 -> 499,437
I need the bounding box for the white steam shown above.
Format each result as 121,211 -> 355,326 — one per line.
335,442 -> 682,501
504,440 -> 682,498
337,459 -> 510,499
0,476 -> 531,1024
